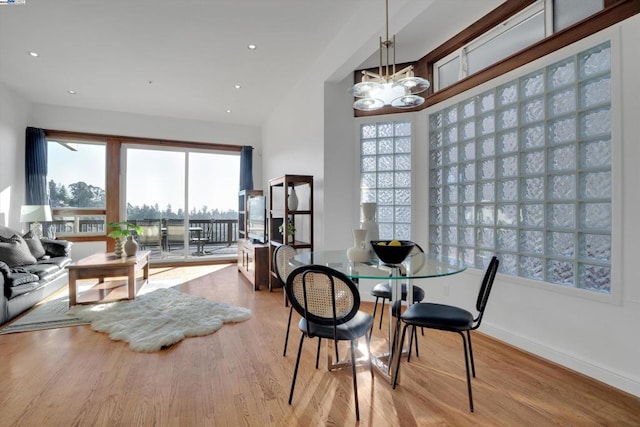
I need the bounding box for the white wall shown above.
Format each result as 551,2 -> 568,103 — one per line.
261,75 -> 328,251
0,83 -> 29,229
323,78 -> 362,251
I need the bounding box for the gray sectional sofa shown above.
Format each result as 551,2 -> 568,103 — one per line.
0,225 -> 72,326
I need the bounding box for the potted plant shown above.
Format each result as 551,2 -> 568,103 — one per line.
107,221 -> 142,257
278,219 -> 296,244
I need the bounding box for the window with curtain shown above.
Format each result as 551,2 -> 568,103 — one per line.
47,140 -> 107,235
428,41 -> 612,294
360,121 -> 412,240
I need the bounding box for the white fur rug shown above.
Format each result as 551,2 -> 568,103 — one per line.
67,288 -> 252,352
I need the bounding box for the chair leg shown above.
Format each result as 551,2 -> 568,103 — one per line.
366,333 -> 374,378
392,324 -> 408,389
350,340 -> 360,421
459,331 -> 474,412
407,327 -> 413,363
371,296 -> 380,331
315,338 -> 322,369
289,333 -> 305,405
283,306 -> 293,356
407,326 -> 419,362
378,297 -> 386,329
467,330 -> 476,377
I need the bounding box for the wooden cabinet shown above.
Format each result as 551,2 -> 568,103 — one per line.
237,239 -> 269,290
268,174 -> 314,291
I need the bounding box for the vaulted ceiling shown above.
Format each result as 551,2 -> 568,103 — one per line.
0,0 -> 502,127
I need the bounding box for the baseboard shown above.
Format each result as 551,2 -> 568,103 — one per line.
480,322 -> 640,398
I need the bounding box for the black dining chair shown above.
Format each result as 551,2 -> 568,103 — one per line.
370,243 -> 426,330
286,264 -> 374,421
392,256 -> 499,413
273,244 -> 298,356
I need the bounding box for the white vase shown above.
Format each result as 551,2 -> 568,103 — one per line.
288,186 -> 298,211
124,235 -> 139,257
346,229 -> 370,263
360,202 -> 379,255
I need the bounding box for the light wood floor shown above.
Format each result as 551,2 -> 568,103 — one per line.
1,264 -> 639,426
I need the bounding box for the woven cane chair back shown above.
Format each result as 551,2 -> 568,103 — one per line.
286,265 -> 359,326
274,244 -> 298,285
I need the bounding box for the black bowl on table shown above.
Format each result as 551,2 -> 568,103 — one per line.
370,240 -> 415,265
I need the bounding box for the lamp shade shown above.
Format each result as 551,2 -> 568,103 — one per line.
20,205 -> 52,223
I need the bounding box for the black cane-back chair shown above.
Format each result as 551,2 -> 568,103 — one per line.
392,256 -> 499,412
273,244 -> 298,356
286,264 -> 374,421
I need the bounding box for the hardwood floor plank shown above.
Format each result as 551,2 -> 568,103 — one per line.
1,264 -> 639,426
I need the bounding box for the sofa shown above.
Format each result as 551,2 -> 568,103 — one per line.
0,225 -> 72,326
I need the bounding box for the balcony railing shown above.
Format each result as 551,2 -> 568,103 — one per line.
51,218 -> 239,246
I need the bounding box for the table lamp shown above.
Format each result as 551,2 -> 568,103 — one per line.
20,204 -> 52,239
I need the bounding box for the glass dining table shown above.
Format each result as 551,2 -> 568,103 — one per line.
291,249 -> 467,383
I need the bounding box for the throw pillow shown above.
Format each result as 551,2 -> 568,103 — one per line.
40,239 -> 72,257
23,230 -> 46,259
0,234 -> 38,267
0,225 -> 17,240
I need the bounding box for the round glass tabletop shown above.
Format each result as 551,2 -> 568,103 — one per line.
292,250 -> 466,280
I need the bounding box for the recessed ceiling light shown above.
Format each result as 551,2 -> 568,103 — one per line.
28,51 -> 39,57
247,44 -> 257,50
67,90 -> 76,95
226,109 -> 232,113
234,84 -> 241,89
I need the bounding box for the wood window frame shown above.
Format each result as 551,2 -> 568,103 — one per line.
354,0 -> 639,117
44,129 -> 242,250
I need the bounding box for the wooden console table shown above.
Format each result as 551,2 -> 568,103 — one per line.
67,251 -> 150,307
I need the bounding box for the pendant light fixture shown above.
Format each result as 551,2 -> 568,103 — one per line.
350,0 -> 430,111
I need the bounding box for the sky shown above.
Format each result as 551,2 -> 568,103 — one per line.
48,142 -> 240,213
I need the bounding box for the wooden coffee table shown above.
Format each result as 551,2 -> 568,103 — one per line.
67,251 -> 150,307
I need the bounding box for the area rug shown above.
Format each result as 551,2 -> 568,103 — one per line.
0,277 -> 182,335
67,287 -> 252,352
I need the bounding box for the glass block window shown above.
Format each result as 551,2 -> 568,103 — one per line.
429,41 -> 612,294
360,121 -> 412,240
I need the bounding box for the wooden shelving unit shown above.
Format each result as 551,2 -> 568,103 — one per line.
268,175 -> 314,291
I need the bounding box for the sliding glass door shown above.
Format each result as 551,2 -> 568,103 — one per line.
124,146 -> 239,262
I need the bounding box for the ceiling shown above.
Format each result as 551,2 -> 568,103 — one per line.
0,0 -> 503,128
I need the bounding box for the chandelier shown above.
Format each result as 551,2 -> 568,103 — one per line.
350,0 -> 430,111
